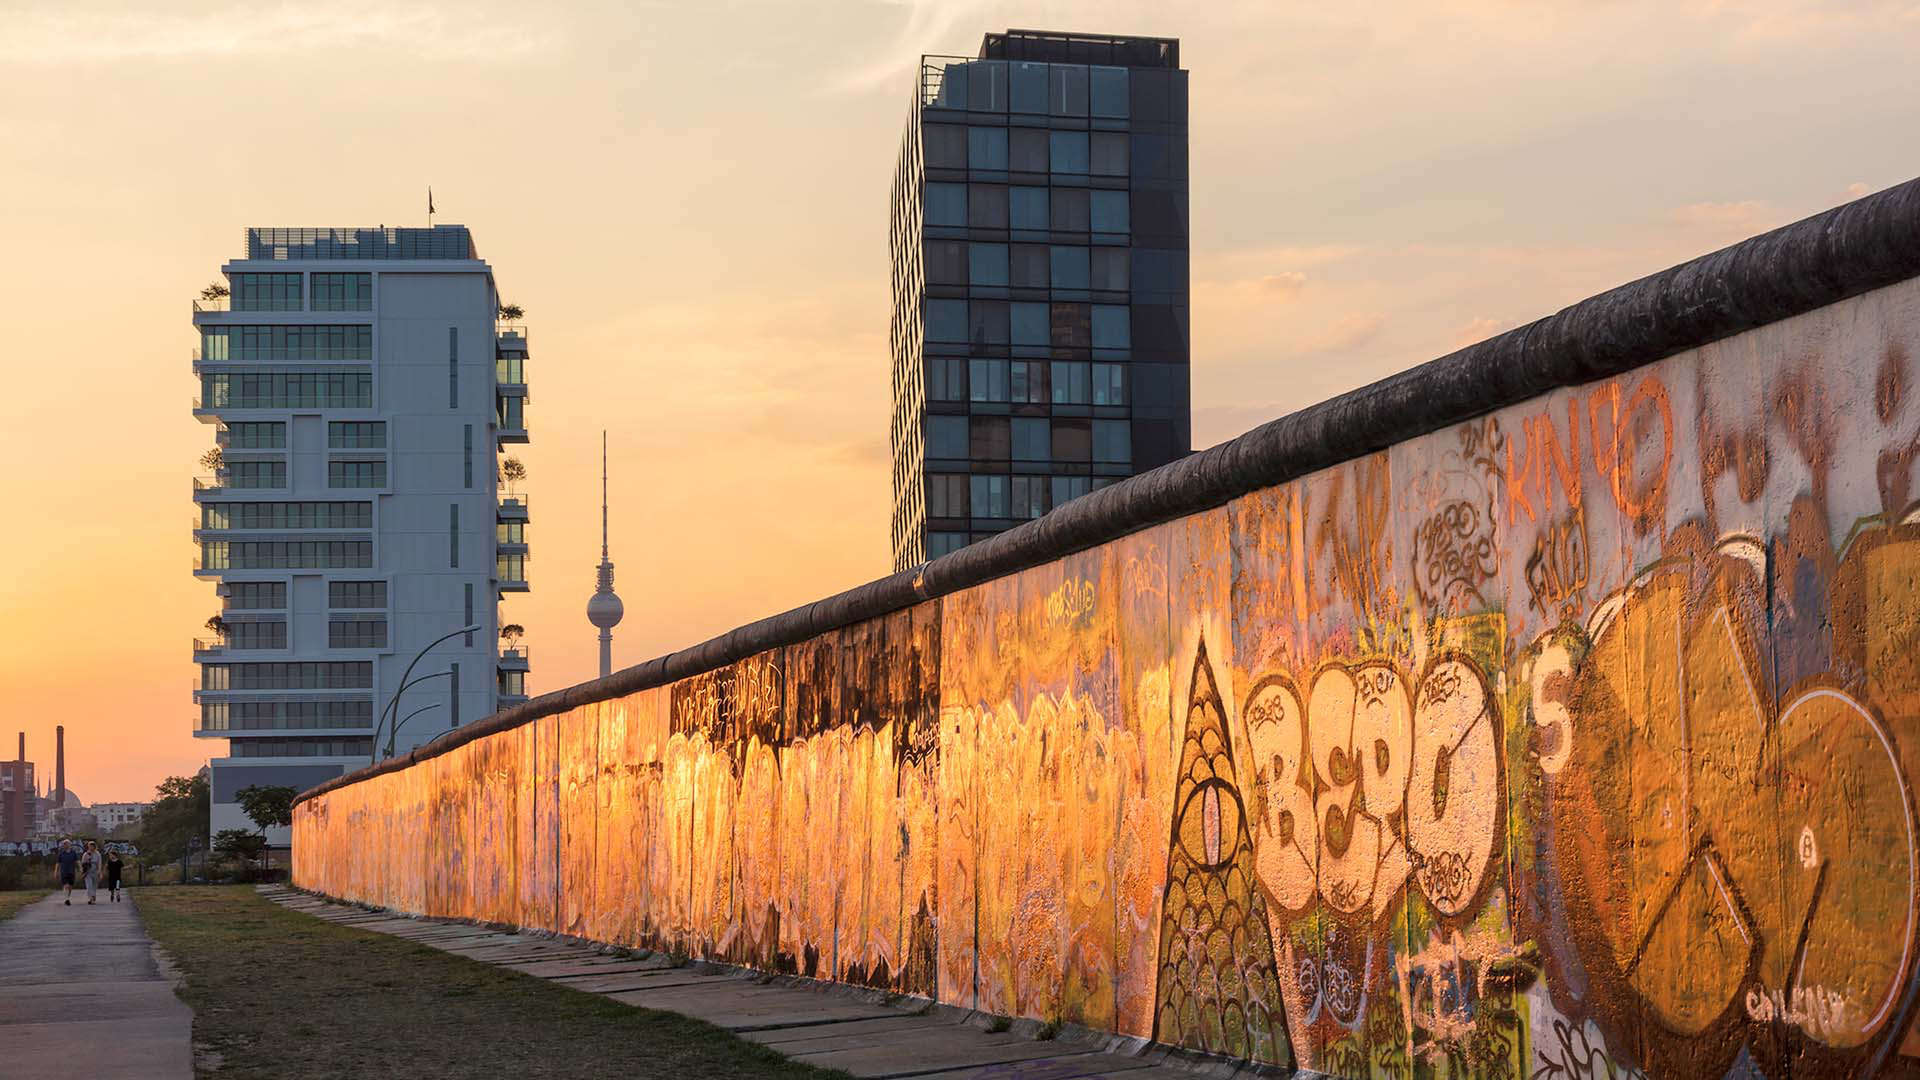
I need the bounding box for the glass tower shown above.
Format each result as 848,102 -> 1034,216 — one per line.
889,30 -> 1190,572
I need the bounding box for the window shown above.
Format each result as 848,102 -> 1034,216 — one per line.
499,670 -> 525,696
1090,191 -> 1130,235
225,582 -> 286,610
326,421 -> 386,448
926,240 -> 967,285
464,583 -> 474,646
309,272 -> 372,311
231,738 -> 373,758
1093,363 -> 1128,405
232,273 -> 301,312
926,356 -> 967,401
1091,132 -> 1129,177
202,502 -> 371,530
199,541 -> 372,570
464,425 -> 474,488
1009,128 -> 1049,172
1012,418 -> 1049,461
1010,62 -> 1048,114
203,699 -> 373,732
1009,245 -> 1049,288
1010,475 -> 1048,519
927,532 -> 968,559
1051,361 -> 1090,404
328,581 -> 387,609
965,60 -> 1007,111
327,460 -> 387,488
969,359 -> 1009,402
1051,303 -> 1092,347
925,298 -> 967,342
969,300 -> 1009,345
968,243 -> 1008,286
448,327 -> 459,409
450,664 -> 460,727
1009,187 -> 1048,230
1010,360 -> 1048,404
967,127 -> 1007,170
1090,66 -> 1129,118
1050,189 -> 1090,233
1049,131 -> 1090,174
970,416 -> 1011,460
970,475 -> 1010,518
1094,419 -> 1132,463
201,371 -> 373,409
496,553 -> 527,583
224,461 -> 286,489
1049,64 -> 1089,116
202,662 -> 371,690
449,503 -> 460,568
1052,475 -> 1092,507
224,422 -> 285,449
925,183 -> 966,226
498,396 -> 525,430
927,415 -> 968,458
498,522 -> 525,543
1051,246 -> 1091,290
1092,306 -> 1131,349
1052,419 -> 1092,460
1011,302 -> 1049,345
224,620 -> 287,650
328,617 -> 388,649
1091,248 -> 1130,291
927,473 -> 968,518
924,124 -> 966,168
208,325 -> 371,362
968,184 -> 1008,228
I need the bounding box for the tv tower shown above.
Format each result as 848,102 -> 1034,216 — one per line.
585,432 -> 624,678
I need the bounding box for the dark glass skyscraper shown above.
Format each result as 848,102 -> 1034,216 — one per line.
889,30 -> 1191,571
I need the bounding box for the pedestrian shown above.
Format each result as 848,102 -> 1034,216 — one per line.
55,839 -> 80,905
105,848 -> 125,902
80,840 -> 102,905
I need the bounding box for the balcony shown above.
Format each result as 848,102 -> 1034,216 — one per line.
496,396 -> 529,445
496,554 -> 529,593
496,326 -> 528,356
497,495 -> 530,524
193,638 -> 224,660
498,646 -> 529,672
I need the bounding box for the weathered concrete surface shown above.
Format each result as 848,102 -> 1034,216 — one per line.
0,891 -> 193,1080
260,886 -> 1255,1078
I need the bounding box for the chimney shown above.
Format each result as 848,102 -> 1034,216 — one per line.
55,725 -> 64,806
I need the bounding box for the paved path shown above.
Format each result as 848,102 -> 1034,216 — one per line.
260,886 -> 1254,1079
0,890 -> 194,1079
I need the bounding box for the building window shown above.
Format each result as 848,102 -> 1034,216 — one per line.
924,124 -> 966,169
203,502 -> 371,530
970,416 -> 1011,460
464,425 -> 474,488
224,620 -> 288,650
1092,306 -> 1131,349
1010,302 -> 1048,345
926,240 -> 967,285
1093,419 -> 1132,463
925,298 -> 967,343
224,582 -> 286,610
309,272 -> 372,311
926,357 -> 967,402
1051,189 -> 1090,233
969,184 -> 1008,228
926,473 -> 968,518
449,503 -> 459,568
1049,131 -> 1090,174
1010,62 -> 1047,115
223,461 -> 286,489
1009,128 -> 1048,172
230,738 -> 373,758
926,415 -> 968,459
498,396 -> 525,430
1049,64 -> 1089,116
328,617 -> 388,649
1093,363 -> 1128,405
967,127 -> 1007,170
969,359 -> 1009,403
927,532 -> 968,559
200,541 -> 372,570
1091,249 -> 1130,292
1050,246 -> 1091,290
450,664 -> 460,727
1011,418 -> 1049,461
1052,475 -> 1092,507
970,474 -> 1010,519
968,243 -> 1008,287
1010,475 -> 1048,519
204,699 -> 373,732
1051,303 -> 1092,348
464,583 -> 474,647
497,522 -> 525,544
203,662 -> 372,690
448,327 -> 459,409
207,325 -> 371,362
200,371 -> 372,409
968,300 -> 1009,345
232,273 -> 302,312
327,460 -> 387,488
326,421 -> 386,449
1090,191 -> 1130,236
1091,132 -> 1129,177
925,182 -> 966,227
1009,244 -> 1049,288
1090,66 -> 1130,118
496,553 -> 527,583
1052,419 -> 1092,461
328,580 -> 387,609
1009,186 -> 1048,230
498,670 -> 525,697
1052,361 -> 1091,405
1010,360 -> 1048,404
224,422 -> 285,449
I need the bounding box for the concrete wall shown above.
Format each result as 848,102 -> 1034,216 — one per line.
295,187 -> 1920,1077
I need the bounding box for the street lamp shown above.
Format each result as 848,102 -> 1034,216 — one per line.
388,701 -> 444,754
371,624 -> 479,763
377,670 -> 455,760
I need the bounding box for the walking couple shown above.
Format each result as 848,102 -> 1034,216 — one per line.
55,839 -> 123,905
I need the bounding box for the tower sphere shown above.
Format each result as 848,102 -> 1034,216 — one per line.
587,591 -> 624,629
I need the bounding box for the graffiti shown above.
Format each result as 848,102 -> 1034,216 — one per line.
295,283 -> 1920,1080
1152,639 -> 1293,1066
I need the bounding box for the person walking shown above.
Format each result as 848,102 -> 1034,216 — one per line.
105,848 -> 125,902
80,840 -> 102,904
55,839 -> 80,904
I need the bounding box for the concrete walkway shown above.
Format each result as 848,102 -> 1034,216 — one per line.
0,890 -> 194,1079
260,886 -> 1256,1079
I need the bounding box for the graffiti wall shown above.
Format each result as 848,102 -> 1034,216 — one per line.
296,275 -> 1920,1078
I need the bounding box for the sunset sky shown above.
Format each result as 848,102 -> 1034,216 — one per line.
1,0 -> 1916,803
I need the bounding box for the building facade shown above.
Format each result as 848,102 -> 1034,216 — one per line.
889,30 -> 1191,571
90,802 -> 150,833
0,736 -> 36,843
192,226 -> 532,843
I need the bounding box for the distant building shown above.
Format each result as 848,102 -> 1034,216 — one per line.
191,225 -> 533,843
91,802 -> 150,833
0,733 -> 37,843
889,30 -> 1192,570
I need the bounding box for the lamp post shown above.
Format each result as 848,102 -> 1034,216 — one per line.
377,670 -> 456,760
388,702 -> 444,755
372,624 -> 479,763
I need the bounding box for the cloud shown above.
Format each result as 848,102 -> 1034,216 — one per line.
0,4 -> 562,64
822,0 -> 995,96
1451,316 -> 1509,349
1261,271 -> 1309,295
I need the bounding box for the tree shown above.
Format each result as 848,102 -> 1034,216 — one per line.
501,457 -> 526,494
199,446 -> 224,472
500,623 -> 525,648
200,282 -> 230,302
135,773 -> 209,865
497,302 -> 524,321
213,828 -> 266,869
235,785 -> 295,835
204,615 -> 228,639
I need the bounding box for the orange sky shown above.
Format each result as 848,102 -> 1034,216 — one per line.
1,0 -> 1915,804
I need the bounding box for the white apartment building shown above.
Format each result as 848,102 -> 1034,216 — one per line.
91,801 -> 150,832
192,226 -> 532,843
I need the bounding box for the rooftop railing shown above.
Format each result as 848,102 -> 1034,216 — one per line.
243,226 -> 477,261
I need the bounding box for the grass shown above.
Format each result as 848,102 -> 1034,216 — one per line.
138,887 -> 851,1079
0,889 -> 49,922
